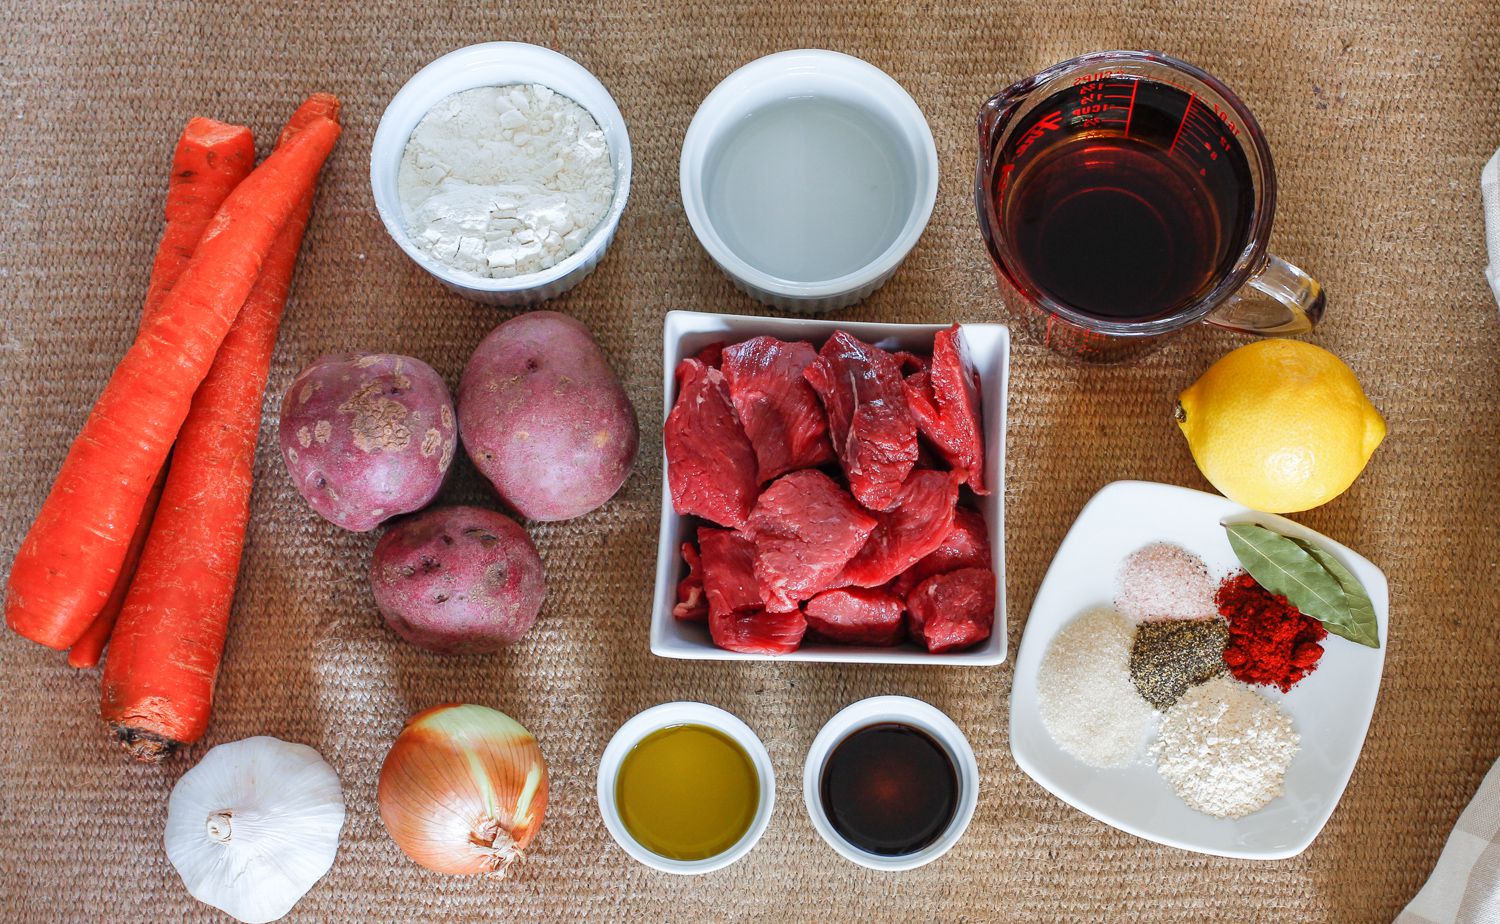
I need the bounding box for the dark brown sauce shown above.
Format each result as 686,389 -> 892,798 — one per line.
819,723 -> 958,856
994,78 -> 1254,322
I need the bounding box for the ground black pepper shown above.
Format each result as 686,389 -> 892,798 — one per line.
1129,618 -> 1230,709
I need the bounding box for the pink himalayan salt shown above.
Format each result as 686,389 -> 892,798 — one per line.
1115,542 -> 1216,622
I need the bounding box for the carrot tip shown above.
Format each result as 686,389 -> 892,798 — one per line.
66,650 -> 101,670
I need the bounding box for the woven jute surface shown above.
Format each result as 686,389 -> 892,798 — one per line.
3,1 -> 1498,921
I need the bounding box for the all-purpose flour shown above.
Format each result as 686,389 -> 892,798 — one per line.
1155,675 -> 1299,818
398,84 -> 613,278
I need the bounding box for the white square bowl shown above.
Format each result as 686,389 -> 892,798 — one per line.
650,311 -> 1010,665
1009,480 -> 1389,859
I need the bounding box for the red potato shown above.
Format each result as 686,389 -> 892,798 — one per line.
459,311 -> 639,522
370,505 -> 545,654
280,353 -> 457,531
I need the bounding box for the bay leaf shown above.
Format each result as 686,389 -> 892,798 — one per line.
1224,523 -> 1352,628
1291,537 -> 1381,648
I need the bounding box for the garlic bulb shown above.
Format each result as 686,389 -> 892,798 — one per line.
165,736 -> 345,924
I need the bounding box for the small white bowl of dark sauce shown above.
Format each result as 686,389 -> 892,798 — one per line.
802,696 -> 979,870
680,50 -> 938,312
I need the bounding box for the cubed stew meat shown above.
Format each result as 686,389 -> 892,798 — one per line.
889,506 -> 992,599
710,606 -> 808,655
906,566 -> 995,653
697,527 -> 762,619
744,470 -> 876,612
803,331 -> 917,511
692,341 -> 725,369
805,587 -> 905,646
665,358 -> 759,528
672,541 -> 707,622
912,324 -> 988,494
665,325 -> 995,655
721,336 -> 833,483
840,469 -> 960,587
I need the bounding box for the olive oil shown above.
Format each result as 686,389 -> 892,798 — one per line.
615,724 -> 759,861
820,723 -> 958,856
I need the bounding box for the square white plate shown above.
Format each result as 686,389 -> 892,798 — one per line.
1009,480 -> 1388,859
650,310 -> 1009,665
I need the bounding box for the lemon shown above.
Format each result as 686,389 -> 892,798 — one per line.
1176,339 -> 1386,513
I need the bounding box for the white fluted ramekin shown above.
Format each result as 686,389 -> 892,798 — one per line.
803,696 -> 979,871
371,42 -> 632,306
679,49 -> 938,312
596,702 -> 775,874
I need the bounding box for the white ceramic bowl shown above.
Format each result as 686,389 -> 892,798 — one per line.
803,696 -> 980,871
596,702 -> 775,874
651,310 -> 1009,665
679,50 -> 939,312
370,42 -> 632,305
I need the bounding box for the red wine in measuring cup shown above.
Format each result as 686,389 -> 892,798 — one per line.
992,76 -> 1255,322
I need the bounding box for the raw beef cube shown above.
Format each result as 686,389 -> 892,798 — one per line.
804,331 -> 918,511
665,358 -> 760,528
745,470 -> 877,612
710,606 -> 807,655
906,566 -> 996,653
805,587 -> 905,646
890,507 -> 992,598
672,541 -> 708,622
722,336 -> 834,483
902,373 -> 950,472
902,370 -> 942,437
698,527 -> 763,619
914,324 -> 988,494
693,341 -> 726,369
840,470 -> 960,587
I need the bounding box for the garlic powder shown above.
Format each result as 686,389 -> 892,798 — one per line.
1155,675 -> 1299,818
397,84 -> 614,278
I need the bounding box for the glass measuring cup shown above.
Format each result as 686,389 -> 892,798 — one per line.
976,51 -> 1324,362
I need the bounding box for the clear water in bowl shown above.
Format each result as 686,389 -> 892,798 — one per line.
702,97 -> 916,284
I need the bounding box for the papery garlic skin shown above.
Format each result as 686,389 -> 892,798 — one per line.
165,736 -> 345,924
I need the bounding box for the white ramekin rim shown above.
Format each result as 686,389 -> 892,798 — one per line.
678,49 -> 939,301
596,701 -> 776,875
802,695 -> 980,871
369,41 -> 632,296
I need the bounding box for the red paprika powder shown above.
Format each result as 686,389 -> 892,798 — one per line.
1215,571 -> 1326,692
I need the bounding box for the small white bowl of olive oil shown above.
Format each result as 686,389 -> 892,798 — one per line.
597,702 -> 775,874
680,50 -> 939,312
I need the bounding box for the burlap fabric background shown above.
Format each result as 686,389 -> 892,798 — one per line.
2,1 -> 1497,921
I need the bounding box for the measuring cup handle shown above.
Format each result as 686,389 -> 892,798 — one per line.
1206,254 -> 1326,335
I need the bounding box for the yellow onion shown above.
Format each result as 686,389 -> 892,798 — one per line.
377,703 -> 548,875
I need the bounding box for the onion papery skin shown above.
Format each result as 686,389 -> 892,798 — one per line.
377,703 -> 548,876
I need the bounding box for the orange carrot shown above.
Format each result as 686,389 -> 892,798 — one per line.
67,118 -> 255,670
5,98 -> 341,651
101,94 -> 340,759
66,471 -> 165,670
144,118 -> 259,318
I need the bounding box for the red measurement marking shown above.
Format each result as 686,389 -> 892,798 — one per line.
1014,110 -> 1063,157
1124,79 -> 1139,137
1168,91 -> 1196,154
